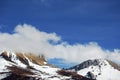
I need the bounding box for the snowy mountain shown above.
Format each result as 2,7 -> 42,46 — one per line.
68,59 -> 120,80
0,51 -> 93,80
0,51 -> 119,80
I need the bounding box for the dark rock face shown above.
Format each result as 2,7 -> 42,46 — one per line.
2,70 -> 95,80
86,72 -> 96,80
57,70 -> 96,80
69,59 -> 101,71
1,74 -> 41,80
0,52 -> 12,62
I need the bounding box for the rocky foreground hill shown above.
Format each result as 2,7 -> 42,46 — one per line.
0,51 -> 94,80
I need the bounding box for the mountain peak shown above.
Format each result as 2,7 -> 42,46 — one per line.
0,51 -> 47,66
0,51 -> 93,80
68,59 -> 120,80
0,51 -> 120,80
69,59 -> 108,71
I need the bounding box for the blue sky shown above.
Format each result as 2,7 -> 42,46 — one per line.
0,0 -> 120,50
0,0 -> 120,68
48,58 -> 77,68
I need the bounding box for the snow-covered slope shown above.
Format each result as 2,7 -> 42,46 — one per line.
69,59 -> 120,80
1,51 -> 119,80
0,51 -> 92,80
0,51 -> 65,80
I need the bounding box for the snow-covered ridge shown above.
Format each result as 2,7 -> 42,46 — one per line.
0,51 -> 61,80
1,51 -> 120,80
0,51 -> 47,66
0,51 -> 92,80
68,59 -> 120,80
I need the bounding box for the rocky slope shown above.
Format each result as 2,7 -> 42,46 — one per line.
0,51 -> 93,80
68,59 -> 120,80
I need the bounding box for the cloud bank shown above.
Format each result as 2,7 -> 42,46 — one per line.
0,24 -> 120,64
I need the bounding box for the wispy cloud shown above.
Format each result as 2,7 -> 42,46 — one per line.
0,24 -> 120,64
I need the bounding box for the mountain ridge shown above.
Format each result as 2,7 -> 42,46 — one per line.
0,51 -> 94,80
68,59 -> 120,71
68,59 -> 120,80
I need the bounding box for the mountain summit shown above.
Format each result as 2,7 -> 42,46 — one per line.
0,51 -> 120,80
68,59 -> 120,80
0,51 -> 93,80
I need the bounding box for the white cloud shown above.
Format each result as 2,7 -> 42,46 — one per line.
0,24 -> 120,64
